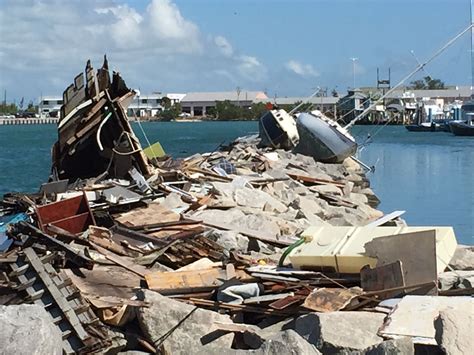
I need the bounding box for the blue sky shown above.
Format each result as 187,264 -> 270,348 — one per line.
0,0 -> 472,103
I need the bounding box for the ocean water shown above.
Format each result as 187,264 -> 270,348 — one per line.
0,122 -> 472,244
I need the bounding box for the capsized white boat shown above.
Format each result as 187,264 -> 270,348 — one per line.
293,110 -> 358,163
258,109 -> 299,149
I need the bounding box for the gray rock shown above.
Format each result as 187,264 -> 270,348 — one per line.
309,184 -> 343,196
294,311 -> 385,354
363,337 -> 414,355
438,270 -> 474,290
348,192 -> 369,205
448,245 -> 474,271
206,230 -> 249,253
256,330 -> 321,355
293,196 -> 326,219
0,304 -> 63,355
137,290 -> 234,353
435,309 -> 473,355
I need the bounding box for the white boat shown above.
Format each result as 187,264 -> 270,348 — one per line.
294,110 -> 358,163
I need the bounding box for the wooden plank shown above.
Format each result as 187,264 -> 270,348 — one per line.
116,203 -> 180,228
23,248 -> 90,342
145,267 -> 251,294
287,173 -> 345,188
145,267 -> 228,294
90,243 -> 147,278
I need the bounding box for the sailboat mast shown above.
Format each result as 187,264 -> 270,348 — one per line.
471,0 -> 474,96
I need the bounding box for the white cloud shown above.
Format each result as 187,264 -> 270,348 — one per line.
237,55 -> 266,80
0,0 -> 266,100
285,60 -> 319,77
214,35 -> 233,57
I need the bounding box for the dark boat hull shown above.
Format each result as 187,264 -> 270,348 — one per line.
449,121 -> 474,136
405,123 -> 450,132
294,113 -> 358,163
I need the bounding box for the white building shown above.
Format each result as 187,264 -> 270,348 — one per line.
39,96 -> 63,118
127,93 -> 186,117
181,91 -> 268,116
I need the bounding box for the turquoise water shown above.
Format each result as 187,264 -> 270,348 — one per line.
0,122 -> 472,244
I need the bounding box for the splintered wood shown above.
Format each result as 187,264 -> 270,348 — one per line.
115,203 -> 180,228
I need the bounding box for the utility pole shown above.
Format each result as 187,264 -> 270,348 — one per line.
350,58 -> 358,89
236,86 -> 241,107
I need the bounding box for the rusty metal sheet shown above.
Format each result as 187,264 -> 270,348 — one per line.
361,260 -> 405,298
303,287 -> 363,312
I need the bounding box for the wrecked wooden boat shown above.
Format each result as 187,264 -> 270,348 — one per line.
51,56 -> 151,182
293,110 -> 358,163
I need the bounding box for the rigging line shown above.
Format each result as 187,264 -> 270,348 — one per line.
132,108 -> 156,159
289,87 -> 321,114
345,23 -> 474,130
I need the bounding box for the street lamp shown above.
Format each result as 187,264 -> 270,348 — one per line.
350,57 -> 358,89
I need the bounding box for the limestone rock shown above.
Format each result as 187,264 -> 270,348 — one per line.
137,290 -> 234,353
363,337 -> 414,355
0,304 -> 63,355
438,270 -> 474,290
348,192 -> 369,205
435,309 -> 473,355
294,311 -> 385,353
448,245 -> 474,271
206,230 -> 249,252
256,330 -> 321,355
309,184 -> 343,196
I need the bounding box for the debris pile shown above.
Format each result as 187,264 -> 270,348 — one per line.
1,58 -> 472,354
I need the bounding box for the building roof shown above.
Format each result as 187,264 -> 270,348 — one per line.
40,96 -> 62,101
386,86 -> 473,99
255,97 -> 339,105
166,93 -> 186,101
182,91 -> 268,103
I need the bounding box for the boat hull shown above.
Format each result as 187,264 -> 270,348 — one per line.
449,121 -> 474,136
294,113 -> 357,163
405,123 -> 450,132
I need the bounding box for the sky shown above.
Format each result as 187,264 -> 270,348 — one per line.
0,0 -> 472,104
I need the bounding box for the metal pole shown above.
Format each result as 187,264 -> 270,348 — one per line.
471,0 -> 474,96
350,58 -> 358,89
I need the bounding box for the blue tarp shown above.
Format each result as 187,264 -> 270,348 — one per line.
0,213 -> 29,251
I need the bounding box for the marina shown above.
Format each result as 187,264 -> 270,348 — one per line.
1,0 -> 473,354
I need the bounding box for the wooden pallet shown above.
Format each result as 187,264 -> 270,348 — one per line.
9,248 -> 105,353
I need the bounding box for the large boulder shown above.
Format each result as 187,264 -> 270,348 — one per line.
435,309 -> 473,355
448,245 -> 474,271
438,270 -> 474,290
294,311 -> 385,354
363,337 -> 414,355
254,330 -> 321,355
0,304 -> 63,355
137,290 -> 234,354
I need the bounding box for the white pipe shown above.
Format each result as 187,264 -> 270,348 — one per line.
96,112 -> 112,151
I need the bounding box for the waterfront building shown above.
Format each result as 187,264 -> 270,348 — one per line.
255,96 -> 339,117
39,96 -> 63,118
181,91 -> 268,116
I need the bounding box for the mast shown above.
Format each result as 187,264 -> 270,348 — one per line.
471,0 -> 473,97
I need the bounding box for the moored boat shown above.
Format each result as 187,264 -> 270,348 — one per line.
449,100 -> 474,136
